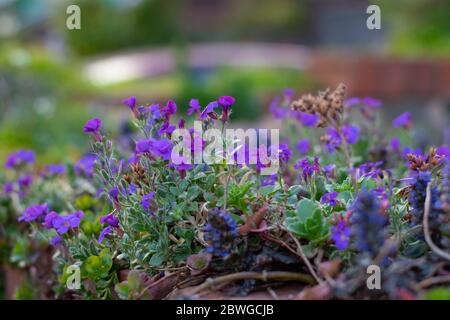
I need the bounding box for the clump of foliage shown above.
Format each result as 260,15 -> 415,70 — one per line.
2,85 -> 449,300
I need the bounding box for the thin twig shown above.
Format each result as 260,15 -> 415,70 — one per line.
424,183 -> 450,262
283,227 -> 323,284
416,275 -> 450,289
188,271 -> 315,296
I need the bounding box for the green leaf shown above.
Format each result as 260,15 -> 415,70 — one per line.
115,282 -> 130,300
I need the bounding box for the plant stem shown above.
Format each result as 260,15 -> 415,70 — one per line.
189,271 -> 315,296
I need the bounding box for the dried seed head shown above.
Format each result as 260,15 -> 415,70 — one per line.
291,83 -> 347,127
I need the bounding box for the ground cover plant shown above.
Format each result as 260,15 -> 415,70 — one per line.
1,84 -> 449,300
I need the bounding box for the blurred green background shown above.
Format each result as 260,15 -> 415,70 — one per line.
0,0 -> 449,164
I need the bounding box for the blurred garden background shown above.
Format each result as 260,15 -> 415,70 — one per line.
0,0 -> 449,166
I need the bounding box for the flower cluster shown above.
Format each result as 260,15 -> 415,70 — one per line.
204,208 -> 239,257
350,191 -> 387,257
408,171 -> 440,226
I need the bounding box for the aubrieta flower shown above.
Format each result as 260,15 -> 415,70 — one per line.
204,208 -> 239,257
277,143 -> 292,164
261,173 -> 278,186
74,154 -> 97,177
3,182 -> 14,195
17,175 -> 33,189
351,190 -> 387,257
218,95 -> 235,122
43,211 -> 59,229
150,138 -> 173,160
331,220 -> 351,250
141,192 -> 155,211
158,120 -> 176,136
5,150 -> 35,169
188,99 -> 201,115
50,211 -> 84,234
323,128 -> 342,152
170,154 -> 194,176
362,97 -> 381,108
323,164 -> 336,179
294,157 -> 320,181
357,161 -> 383,179
161,100 -> 177,119
269,97 -> 288,119
342,124 -> 360,144
200,101 -> 219,120
83,118 -> 102,141
98,226 -> 111,243
18,204 -> 49,222
50,235 -> 62,246
344,97 -> 361,107
296,139 -> 310,155
99,213 -> 119,228
123,96 -> 138,116
390,137 -> 401,152
321,191 -> 339,206
45,164 -> 66,176
298,112 -> 318,127
393,112 -> 412,129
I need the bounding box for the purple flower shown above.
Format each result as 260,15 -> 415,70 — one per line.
299,112 -> 318,127
141,192 -> 155,211
50,235 -> 62,246
158,121 -> 176,136
74,154 -> 97,177
83,118 -> 102,141
362,97 -> 381,108
5,150 -> 35,169
323,164 -> 336,179
342,124 -> 360,144
46,164 -> 66,175
269,97 -> 288,119
283,88 -> 295,98
18,175 -> 33,189
331,220 -> 351,250
99,213 -> 119,228
188,99 -> 201,115
136,139 -> 153,154
19,204 -> 49,222
344,97 -> 361,107
390,137 -> 401,151
294,157 -> 320,181
200,101 -> 219,120
161,100 -> 177,119
393,112 -> 412,129
52,211 -> 84,234
218,96 -> 235,122
324,128 -> 342,152
357,161 -> 383,179
3,182 -> 14,195
43,211 -> 59,229
123,96 -> 137,115
296,139 -> 310,154
437,145 -> 450,158
178,118 -> 185,129
261,174 -> 277,186
150,138 -> 173,160
170,154 -> 194,173
277,143 -> 292,163
321,192 -> 339,206
218,96 -> 235,110
108,187 -> 119,206
98,226 -> 111,243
